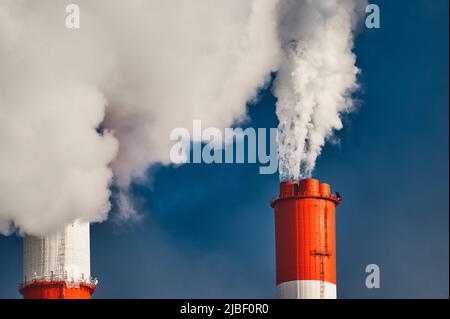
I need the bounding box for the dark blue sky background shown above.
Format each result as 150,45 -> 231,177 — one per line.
0,0 -> 448,298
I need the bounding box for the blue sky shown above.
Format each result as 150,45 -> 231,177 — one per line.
0,0 -> 448,298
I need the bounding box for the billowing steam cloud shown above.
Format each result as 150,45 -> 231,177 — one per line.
0,0 -> 280,235
0,0 -> 363,236
275,0 -> 364,181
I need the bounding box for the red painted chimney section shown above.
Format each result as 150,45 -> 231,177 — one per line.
271,178 -> 341,299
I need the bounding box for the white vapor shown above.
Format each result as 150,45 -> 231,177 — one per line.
0,0 -> 280,235
0,0 -> 364,236
275,0 -> 365,181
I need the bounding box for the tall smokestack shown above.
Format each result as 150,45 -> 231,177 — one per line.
19,222 -> 97,299
271,178 -> 341,299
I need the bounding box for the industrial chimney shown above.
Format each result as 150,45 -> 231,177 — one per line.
271,178 -> 341,299
19,222 -> 97,299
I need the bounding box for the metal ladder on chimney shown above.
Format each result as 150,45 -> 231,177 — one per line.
57,229 -> 66,298
312,204 -> 329,299
57,229 -> 65,281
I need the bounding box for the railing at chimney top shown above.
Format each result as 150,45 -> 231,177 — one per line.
21,271 -> 98,288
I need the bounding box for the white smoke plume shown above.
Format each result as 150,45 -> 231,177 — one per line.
0,0 -> 281,236
275,0 -> 364,181
0,0 -> 364,236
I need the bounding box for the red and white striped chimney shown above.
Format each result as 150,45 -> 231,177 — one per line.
20,221 -> 97,299
271,178 -> 341,299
